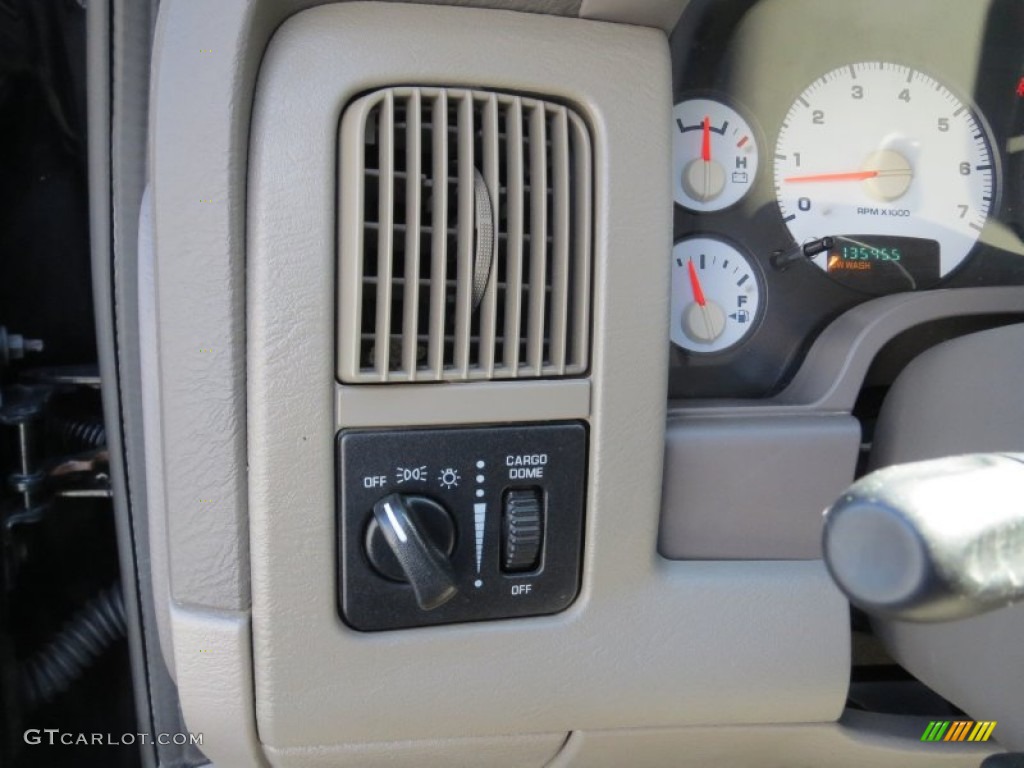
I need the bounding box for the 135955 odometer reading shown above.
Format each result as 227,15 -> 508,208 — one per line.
774,62 -> 997,279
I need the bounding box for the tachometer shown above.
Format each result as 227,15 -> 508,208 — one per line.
774,62 -> 996,280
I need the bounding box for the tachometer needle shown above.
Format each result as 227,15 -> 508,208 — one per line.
784,168 -> 912,183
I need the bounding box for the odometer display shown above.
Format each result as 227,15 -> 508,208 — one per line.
825,235 -> 940,294
774,62 -> 997,279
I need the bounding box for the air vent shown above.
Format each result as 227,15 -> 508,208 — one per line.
337,87 -> 592,383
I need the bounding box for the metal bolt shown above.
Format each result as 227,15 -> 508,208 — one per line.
0,326 -> 45,366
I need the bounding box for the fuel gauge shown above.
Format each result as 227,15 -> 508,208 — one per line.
673,98 -> 759,212
671,237 -> 762,354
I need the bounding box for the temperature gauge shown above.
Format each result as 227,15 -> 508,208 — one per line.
671,237 -> 762,354
673,98 -> 759,212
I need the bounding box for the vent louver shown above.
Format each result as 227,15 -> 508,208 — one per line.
337,87 -> 592,383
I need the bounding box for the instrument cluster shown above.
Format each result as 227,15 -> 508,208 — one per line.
668,0 -> 1024,398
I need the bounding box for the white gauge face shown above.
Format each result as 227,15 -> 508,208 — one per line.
774,62 -> 996,278
673,98 -> 759,212
671,237 -> 761,354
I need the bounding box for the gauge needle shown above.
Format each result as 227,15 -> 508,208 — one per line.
688,259 -> 707,306
688,259 -> 714,341
701,116 -> 712,199
784,168 -> 912,183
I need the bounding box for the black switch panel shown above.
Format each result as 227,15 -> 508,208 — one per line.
338,422 -> 587,631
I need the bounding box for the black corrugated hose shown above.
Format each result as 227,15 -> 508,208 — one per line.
19,583 -> 126,708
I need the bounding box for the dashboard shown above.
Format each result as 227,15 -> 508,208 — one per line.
123,0 -> 1024,765
668,0 -> 1024,398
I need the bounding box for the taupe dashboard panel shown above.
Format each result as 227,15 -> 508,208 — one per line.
245,1 -> 849,758
145,0 -> 1024,763
661,414 -> 860,559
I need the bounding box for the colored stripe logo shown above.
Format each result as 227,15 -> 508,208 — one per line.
921,720 -> 997,742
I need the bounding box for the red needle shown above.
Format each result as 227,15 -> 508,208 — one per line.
687,259 -> 707,307
784,170 -> 880,183
701,116 -> 711,163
